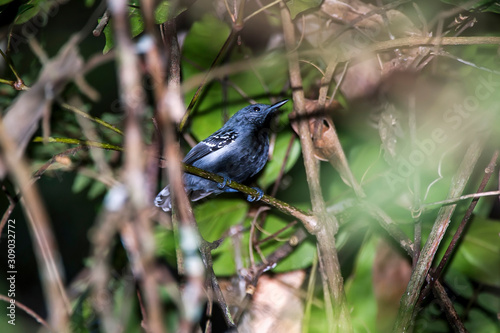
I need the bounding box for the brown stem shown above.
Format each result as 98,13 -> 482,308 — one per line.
280,3 -> 351,332
108,1 -> 165,332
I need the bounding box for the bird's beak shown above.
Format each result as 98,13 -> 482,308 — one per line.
270,99 -> 288,111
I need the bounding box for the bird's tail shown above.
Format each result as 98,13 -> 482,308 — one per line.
154,185 -> 172,212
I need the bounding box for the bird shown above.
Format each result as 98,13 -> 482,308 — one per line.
155,99 -> 288,212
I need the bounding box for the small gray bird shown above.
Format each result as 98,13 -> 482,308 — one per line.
155,100 -> 288,212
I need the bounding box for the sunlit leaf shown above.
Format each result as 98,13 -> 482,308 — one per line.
258,131 -> 301,189
285,0 -> 322,19
441,0 -> 500,13
195,198 -> 248,241
345,236 -> 378,332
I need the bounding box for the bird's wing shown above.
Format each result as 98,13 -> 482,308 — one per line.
183,129 -> 238,164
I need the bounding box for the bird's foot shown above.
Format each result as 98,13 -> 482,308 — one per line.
217,177 -> 232,189
247,187 -> 264,202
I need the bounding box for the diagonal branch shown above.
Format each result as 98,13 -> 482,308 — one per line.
393,138 -> 484,332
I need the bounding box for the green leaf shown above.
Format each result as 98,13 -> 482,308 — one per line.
464,309 -> 500,333
15,3 -> 37,24
345,236 -> 378,332
13,0 -> 62,25
195,198 -> 248,241
0,0 -> 15,5
102,1 -> 187,53
182,15 -> 290,141
155,226 -> 177,268
72,173 -> 92,193
441,0 -> 500,13
285,0 -> 322,19
258,131 -> 301,189
212,239 -> 241,276
102,7 -> 144,54
181,14 -> 232,139
88,181 -> 107,199
450,218 -> 500,287
272,236 -> 315,272
209,210 -> 314,275
154,1 -> 171,24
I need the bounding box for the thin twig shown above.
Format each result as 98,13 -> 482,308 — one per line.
0,113 -> 71,331
0,186 -> 17,238
32,136 -> 123,151
420,190 -> 500,210
93,9 -> 111,37
0,294 -> 52,331
419,150 -> 499,303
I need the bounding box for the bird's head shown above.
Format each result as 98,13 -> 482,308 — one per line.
229,99 -> 288,129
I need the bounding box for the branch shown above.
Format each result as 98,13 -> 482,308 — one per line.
393,138 -> 484,332
32,136 -> 123,151
0,112 -> 71,332
280,3 -> 352,332
182,164 -> 318,233
419,150 -> 499,303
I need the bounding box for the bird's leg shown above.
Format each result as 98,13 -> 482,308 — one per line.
217,176 -> 232,189
217,177 -> 238,193
247,187 -> 264,202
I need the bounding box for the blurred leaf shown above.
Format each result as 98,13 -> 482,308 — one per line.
14,0 -> 63,25
450,218 -> 500,287
444,269 -> 474,299
272,236 -> 315,272
102,0 -> 188,53
88,180 -> 106,199
257,214 -> 315,272
155,226 -> 177,268
0,0 -> 15,5
345,235 -> 378,332
210,211 -> 314,275
181,14 -> 232,139
285,0 -> 322,19
441,0 -> 500,13
182,15 -> 290,141
72,173 -> 93,193
195,198 -> 248,241
464,309 -> 500,333
258,131 -> 301,189
212,239 -> 241,276
477,292 -> 500,315
15,2 -> 40,25
154,0 -> 171,24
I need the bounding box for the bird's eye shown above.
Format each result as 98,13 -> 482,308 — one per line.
253,107 -> 260,112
